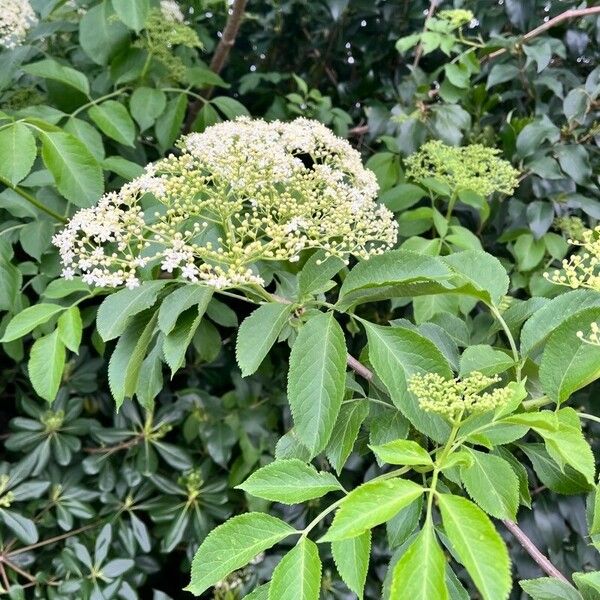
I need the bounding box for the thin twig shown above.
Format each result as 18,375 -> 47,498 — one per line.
185,0 -> 248,130
412,0 -> 440,69
344,353 -> 571,583
487,6 -> 600,60
502,520 -> 570,583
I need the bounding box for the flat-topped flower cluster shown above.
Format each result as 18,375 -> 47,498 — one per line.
53,118 -> 398,290
0,0 -> 37,49
405,140 -> 519,197
408,371 -> 513,420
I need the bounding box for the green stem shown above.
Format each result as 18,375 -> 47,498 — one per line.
70,88 -> 129,118
426,417 -> 462,519
161,88 -> 207,102
0,175 -> 67,222
490,304 -> 522,381
579,412 -> 600,425
445,191 -> 457,220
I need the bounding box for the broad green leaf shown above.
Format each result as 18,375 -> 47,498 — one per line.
158,284 -> 212,335
298,252 -> 345,297
211,96 -> 251,119
236,303 -> 292,376
390,521 -> 448,600
369,439 -> 433,466
42,278 -> 90,299
520,577 -> 582,600
543,408 -> 595,484
459,449 -> 519,520
332,531 -> 371,599
162,306 -> 203,376
438,494 -> 511,600
88,101 -> 136,147
325,400 -> 370,474
136,342 -> 163,410
236,459 -> 343,504
156,94 -> 188,152
79,1 -> 129,66
64,117 -> 105,160
268,538 -> 321,600
40,131 -> 103,207
520,290 -> 600,356
363,321 -> 451,443
573,572 -> 600,597
459,345 -> 514,377
386,497 -> 423,548
336,250 -> 453,309
539,307 -> 600,403
287,312 -> 347,455
1,304 -> 65,342
23,59 -> 90,96
57,306 -> 82,353
96,281 -> 167,341
186,513 -> 296,596
102,156 -> 144,179
28,330 -> 66,403
111,0 -> 149,31
320,478 -> 423,542
130,87 -> 166,131
243,583 -> 270,600
0,123 -> 37,184
443,250 -> 509,306
520,444 -> 592,495
108,312 -> 157,408
0,509 -> 38,544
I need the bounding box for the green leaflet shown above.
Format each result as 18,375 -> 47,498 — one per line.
332,531 -> 371,599
236,302 -> 292,376
320,479 -> 423,542
390,521 -> 448,600
369,439 -> 433,466
1,303 -> 65,342
268,538 -> 321,600
520,577 -> 582,600
539,307 -> 600,404
236,459 -> 343,504
325,399 -> 370,474
336,250 -> 453,309
108,311 -> 158,409
28,329 -> 66,403
287,312 -> 347,456
438,494 -> 511,600
459,448 -> 519,520
186,513 -> 297,596
96,281 -> 168,341
442,249 -> 509,307
158,284 -> 212,335
88,101 -> 136,147
0,122 -> 37,184
362,321 -> 451,443
40,131 -> 103,207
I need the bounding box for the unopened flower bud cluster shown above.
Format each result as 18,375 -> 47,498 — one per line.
405,140 -> 519,198
545,226 -> 600,291
0,0 -> 37,49
53,118 -> 397,291
408,371 -> 513,420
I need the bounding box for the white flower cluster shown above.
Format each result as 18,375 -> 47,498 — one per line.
160,0 -> 185,23
53,118 -> 397,291
0,0 -> 37,49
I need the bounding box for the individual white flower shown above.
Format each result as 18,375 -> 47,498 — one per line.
0,0 -> 37,49
53,118 -> 398,291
